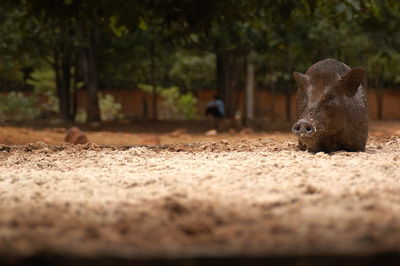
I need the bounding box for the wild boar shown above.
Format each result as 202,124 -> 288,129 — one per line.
292,58 -> 368,153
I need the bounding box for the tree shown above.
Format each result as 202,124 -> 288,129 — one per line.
356,0 -> 400,120
19,0 -> 135,122
2,0 -> 400,123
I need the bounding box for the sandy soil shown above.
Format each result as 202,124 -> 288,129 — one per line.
0,133 -> 399,260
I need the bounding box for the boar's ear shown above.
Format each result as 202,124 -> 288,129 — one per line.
339,67 -> 365,97
293,72 -> 310,89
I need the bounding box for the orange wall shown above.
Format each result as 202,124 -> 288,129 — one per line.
76,88 -> 400,120
367,90 -> 400,120
78,90 -> 160,119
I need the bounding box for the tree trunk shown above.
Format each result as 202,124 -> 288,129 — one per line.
223,55 -> 234,119
71,61 -> 79,120
216,48 -> 247,120
245,62 -> 255,121
269,65 -> 276,121
371,71 -> 383,121
150,39 -> 157,120
142,94 -> 148,119
285,52 -> 293,122
61,52 -> 72,121
216,53 -> 225,97
270,86 -> 276,121
54,49 -> 72,121
376,88 -> 383,120
81,22 -> 101,123
216,52 -> 236,118
285,90 -> 292,121
53,50 -> 62,114
224,53 -> 242,119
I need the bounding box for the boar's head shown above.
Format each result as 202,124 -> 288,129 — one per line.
292,59 -> 365,152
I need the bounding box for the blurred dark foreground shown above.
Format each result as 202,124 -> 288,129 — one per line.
2,253 -> 400,266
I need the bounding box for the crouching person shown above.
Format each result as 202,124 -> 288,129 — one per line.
205,94 -> 225,131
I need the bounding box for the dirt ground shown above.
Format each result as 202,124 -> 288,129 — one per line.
1,120 -> 400,146
0,121 -> 400,264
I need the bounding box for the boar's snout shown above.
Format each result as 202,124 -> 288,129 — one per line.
292,119 -> 316,137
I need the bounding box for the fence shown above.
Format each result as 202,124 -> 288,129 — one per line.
77,88 -> 400,120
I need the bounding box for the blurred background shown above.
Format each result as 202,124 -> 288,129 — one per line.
0,0 -> 399,145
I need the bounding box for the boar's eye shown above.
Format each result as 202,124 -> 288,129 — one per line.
323,93 -> 335,103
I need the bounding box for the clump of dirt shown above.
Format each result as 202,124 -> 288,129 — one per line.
0,136 -> 399,260
65,127 -> 89,144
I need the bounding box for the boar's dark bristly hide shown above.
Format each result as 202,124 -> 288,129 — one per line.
292,58 -> 368,153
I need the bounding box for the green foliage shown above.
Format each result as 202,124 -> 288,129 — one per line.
366,51 -> 400,87
0,92 -> 40,122
139,84 -> 198,119
27,67 -> 55,94
75,110 -> 87,124
137,83 -> 158,94
177,93 -> 198,119
169,51 -> 215,90
99,93 -> 124,121
159,86 -> 198,120
25,67 -> 59,113
41,90 -> 59,114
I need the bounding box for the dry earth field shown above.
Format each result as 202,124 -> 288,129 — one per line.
0,121 -> 400,265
